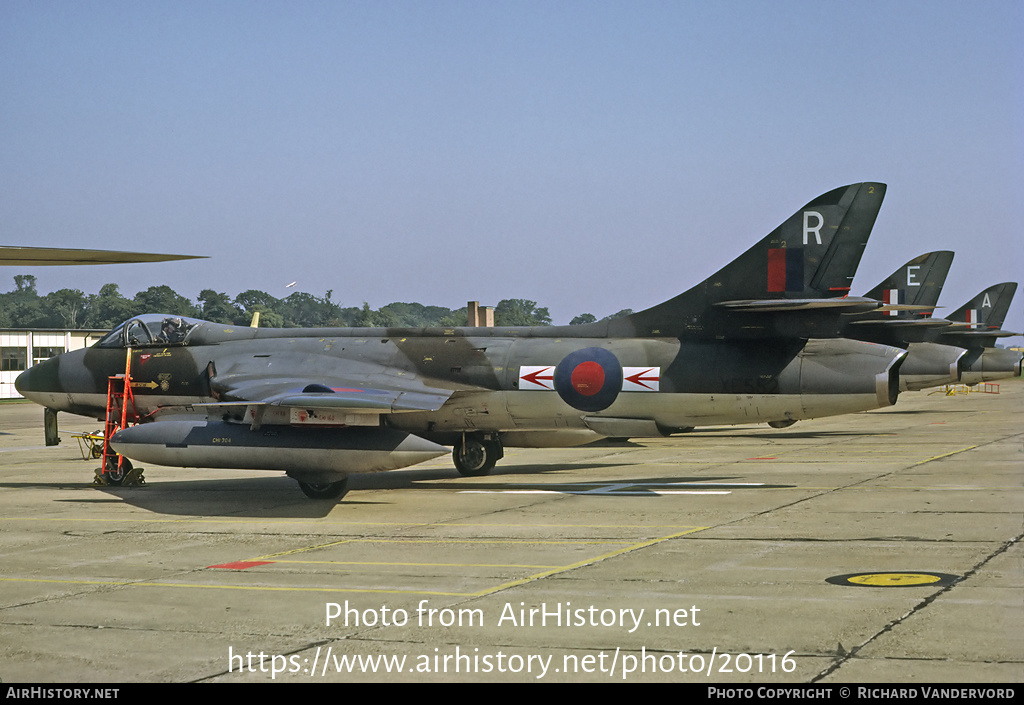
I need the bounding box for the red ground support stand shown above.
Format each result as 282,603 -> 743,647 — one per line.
96,349 -> 144,486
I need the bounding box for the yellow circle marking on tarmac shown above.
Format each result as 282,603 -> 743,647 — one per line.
847,573 -> 942,587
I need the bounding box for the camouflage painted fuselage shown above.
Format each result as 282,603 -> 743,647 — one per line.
19,319 -> 902,446
15,182 -> 913,488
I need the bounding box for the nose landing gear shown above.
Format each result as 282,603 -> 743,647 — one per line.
94,455 -> 146,487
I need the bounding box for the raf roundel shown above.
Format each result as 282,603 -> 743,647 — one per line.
553,347 -> 623,412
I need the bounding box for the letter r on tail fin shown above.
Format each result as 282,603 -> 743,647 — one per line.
619,182 -> 886,338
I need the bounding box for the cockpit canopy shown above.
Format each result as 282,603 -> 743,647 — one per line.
95,315 -> 207,348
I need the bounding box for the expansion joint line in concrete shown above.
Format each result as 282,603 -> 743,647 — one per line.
811,528 -> 1024,682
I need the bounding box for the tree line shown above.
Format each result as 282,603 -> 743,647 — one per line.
0,275 -> 629,330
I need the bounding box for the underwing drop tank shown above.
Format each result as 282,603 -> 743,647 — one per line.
110,420 -> 449,480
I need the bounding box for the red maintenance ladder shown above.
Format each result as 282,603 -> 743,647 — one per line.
96,348 -> 145,486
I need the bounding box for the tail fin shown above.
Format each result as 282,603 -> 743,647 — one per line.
945,282 -> 1018,332
843,252 -> 956,346
863,251 -> 954,318
614,182 -> 886,338
945,283 -> 1021,377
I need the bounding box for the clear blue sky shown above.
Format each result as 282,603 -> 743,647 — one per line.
1,1 -> 1021,336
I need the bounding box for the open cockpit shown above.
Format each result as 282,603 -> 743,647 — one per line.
94,315 -> 207,348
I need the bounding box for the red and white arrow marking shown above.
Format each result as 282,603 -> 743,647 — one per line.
622,367 -> 660,392
519,366 -> 555,390
519,365 -> 660,391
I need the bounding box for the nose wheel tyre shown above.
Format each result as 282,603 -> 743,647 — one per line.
103,457 -> 133,486
453,437 -> 500,477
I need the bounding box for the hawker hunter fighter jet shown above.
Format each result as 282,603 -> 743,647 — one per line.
842,251 -> 967,390
936,283 -> 1021,384
844,256 -> 1020,388
18,182 -> 906,500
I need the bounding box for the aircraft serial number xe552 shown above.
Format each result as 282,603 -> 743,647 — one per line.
17,182 -> 906,500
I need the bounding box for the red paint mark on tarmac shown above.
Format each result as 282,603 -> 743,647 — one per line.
208,561 -> 274,570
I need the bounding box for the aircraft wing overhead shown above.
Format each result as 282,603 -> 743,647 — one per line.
211,377 -> 454,414
0,246 -> 205,266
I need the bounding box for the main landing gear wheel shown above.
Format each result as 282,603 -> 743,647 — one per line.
297,479 -> 349,500
656,424 -> 695,437
453,437 -> 501,477
103,456 -> 133,486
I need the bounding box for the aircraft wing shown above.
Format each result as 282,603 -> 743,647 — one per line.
210,377 -> 454,414
0,246 -> 205,266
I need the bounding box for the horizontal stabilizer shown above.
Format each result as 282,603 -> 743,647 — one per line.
847,317 -> 952,328
875,304 -> 939,312
940,327 -> 1019,338
715,296 -> 880,313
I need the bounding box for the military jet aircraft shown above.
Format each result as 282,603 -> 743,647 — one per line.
936,282 -> 1021,384
843,255 -> 1021,389
842,251 -> 968,390
17,182 -> 907,500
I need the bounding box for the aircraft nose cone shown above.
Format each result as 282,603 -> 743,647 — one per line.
14,369 -> 28,395
15,357 -> 59,399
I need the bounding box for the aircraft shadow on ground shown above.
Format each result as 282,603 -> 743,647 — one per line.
401,472 -> 796,495
5,460 -> 628,517
864,408 -> 975,415
658,429 -> 897,440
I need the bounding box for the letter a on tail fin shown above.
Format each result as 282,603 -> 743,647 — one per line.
617,182 -> 886,338
946,282 -> 1018,331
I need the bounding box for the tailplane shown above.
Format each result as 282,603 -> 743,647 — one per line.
941,282 -> 1019,342
947,282 -> 1017,330
612,182 -> 886,338
843,251 -> 956,340
863,251 -> 954,317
